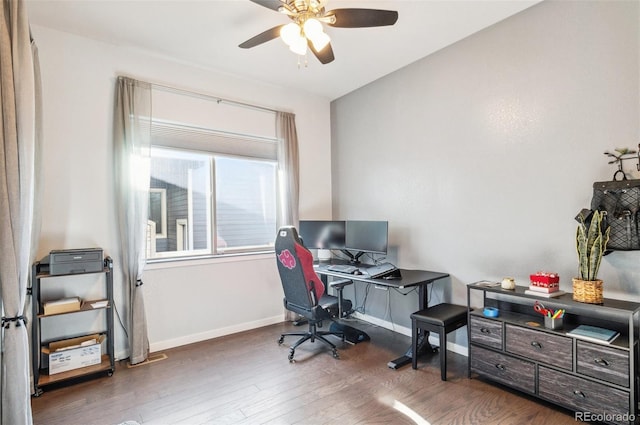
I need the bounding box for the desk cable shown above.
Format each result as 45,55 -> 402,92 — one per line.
354,283 -> 373,315
352,283 -> 419,331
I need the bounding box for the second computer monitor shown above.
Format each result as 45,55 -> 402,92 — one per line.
345,220 -> 388,255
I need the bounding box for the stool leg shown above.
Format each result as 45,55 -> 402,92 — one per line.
411,319 -> 418,369
439,327 -> 447,381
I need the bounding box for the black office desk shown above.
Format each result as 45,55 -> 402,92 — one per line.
314,261 -> 449,369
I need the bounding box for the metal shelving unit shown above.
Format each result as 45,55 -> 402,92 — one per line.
30,256 -> 115,396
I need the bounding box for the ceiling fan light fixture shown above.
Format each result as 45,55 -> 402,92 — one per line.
317,14 -> 336,25
309,31 -> 330,52
277,3 -> 295,16
302,18 -> 322,37
288,36 -> 308,55
303,18 -> 330,52
309,0 -> 326,13
280,22 -> 302,46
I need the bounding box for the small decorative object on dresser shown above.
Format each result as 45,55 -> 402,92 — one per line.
529,271 -> 559,293
500,277 -> 515,290
525,271 -> 565,298
574,210 -> 609,304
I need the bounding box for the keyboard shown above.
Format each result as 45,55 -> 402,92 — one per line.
326,264 -> 358,274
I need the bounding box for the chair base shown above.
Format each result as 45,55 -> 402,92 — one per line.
279,322 -> 344,362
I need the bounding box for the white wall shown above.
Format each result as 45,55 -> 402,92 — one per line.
31,25 -> 333,356
331,0 -> 640,347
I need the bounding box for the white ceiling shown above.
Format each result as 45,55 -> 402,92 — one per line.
26,0 -> 541,100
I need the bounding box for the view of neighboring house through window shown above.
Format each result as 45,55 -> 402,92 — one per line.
148,146 -> 277,259
146,88 -> 280,260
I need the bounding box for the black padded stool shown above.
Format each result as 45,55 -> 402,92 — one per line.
411,303 -> 468,381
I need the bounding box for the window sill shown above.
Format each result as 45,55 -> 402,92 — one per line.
144,251 -> 275,271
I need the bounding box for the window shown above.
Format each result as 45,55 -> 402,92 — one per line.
147,120 -> 279,260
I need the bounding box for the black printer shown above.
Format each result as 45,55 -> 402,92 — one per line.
43,248 -> 104,275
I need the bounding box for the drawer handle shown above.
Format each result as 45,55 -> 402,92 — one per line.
573,390 -> 586,398
495,363 -> 506,371
480,327 -> 491,334
594,358 -> 610,367
530,341 -> 543,349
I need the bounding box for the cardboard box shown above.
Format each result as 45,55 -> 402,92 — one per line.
45,334 -> 104,375
43,297 -> 81,315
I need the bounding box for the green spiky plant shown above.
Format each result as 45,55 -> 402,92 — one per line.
576,210 -> 610,281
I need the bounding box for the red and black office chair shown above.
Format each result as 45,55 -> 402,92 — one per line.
275,226 -> 353,361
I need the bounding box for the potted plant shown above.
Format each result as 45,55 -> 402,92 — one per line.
573,210 -> 610,303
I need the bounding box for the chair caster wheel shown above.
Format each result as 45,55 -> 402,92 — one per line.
278,336 -> 284,345
332,349 -> 339,359
288,349 -> 295,362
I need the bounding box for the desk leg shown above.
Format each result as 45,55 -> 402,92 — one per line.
387,333 -> 437,369
387,282 -> 436,370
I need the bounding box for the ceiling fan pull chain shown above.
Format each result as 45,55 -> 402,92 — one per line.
297,54 -> 309,69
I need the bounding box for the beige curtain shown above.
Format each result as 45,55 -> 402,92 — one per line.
0,0 -> 41,423
114,76 -> 151,365
276,112 -> 300,321
276,111 -> 300,227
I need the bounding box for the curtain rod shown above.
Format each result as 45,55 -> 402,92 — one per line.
151,82 -> 279,115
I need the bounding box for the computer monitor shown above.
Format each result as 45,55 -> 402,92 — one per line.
344,220 -> 388,262
298,220 -> 346,249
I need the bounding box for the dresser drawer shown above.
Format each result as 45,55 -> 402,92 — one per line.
505,324 -> 572,370
538,366 -> 630,424
470,345 -> 535,394
470,316 -> 503,350
577,340 -> 630,387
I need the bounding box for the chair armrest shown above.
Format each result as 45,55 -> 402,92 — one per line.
329,279 -> 353,290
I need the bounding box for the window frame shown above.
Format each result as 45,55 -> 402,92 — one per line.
146,121 -> 279,262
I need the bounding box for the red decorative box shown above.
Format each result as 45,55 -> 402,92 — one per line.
530,272 -> 559,291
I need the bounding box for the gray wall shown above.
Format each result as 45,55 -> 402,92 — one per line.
331,0 -> 639,344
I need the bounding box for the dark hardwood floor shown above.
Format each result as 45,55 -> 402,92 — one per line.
31,320 -> 577,424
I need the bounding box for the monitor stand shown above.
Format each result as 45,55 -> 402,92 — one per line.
340,249 -> 365,264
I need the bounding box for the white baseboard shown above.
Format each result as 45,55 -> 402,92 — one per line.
139,312 -> 469,359
148,315 -> 284,353
353,312 -> 468,357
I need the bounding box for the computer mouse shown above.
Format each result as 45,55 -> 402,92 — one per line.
353,269 -> 363,275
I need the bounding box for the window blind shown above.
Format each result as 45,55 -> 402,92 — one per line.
151,120 -> 278,161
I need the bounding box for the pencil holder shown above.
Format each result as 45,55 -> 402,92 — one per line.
544,316 -> 563,330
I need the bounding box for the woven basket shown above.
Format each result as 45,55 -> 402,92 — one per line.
572,278 -> 603,304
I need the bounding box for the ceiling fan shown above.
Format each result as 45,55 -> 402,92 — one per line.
239,0 -> 398,64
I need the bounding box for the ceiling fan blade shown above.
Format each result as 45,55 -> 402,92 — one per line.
239,25 -> 284,49
249,0 -> 283,12
308,40 -> 335,65
326,9 -> 398,28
